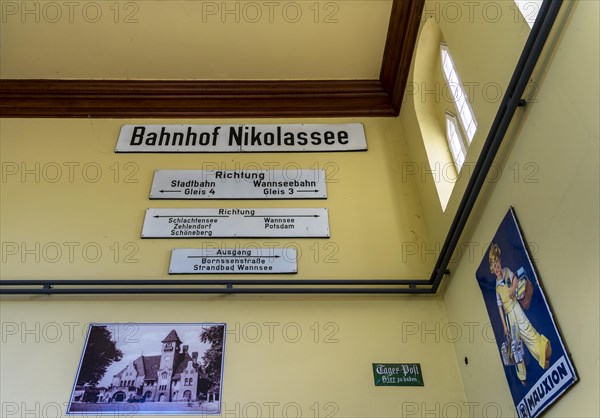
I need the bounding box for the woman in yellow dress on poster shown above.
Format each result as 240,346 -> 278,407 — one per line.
489,244 -> 552,386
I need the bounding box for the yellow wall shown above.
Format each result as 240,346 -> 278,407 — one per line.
0,117 -> 464,417
1,297 -> 466,417
442,1 -> 600,417
0,118 -> 431,280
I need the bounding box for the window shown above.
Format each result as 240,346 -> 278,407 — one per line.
445,112 -> 466,172
440,44 -> 477,143
514,0 -> 542,28
440,43 -> 477,170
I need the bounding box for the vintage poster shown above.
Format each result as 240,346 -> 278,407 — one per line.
475,208 -> 577,418
67,323 -> 226,415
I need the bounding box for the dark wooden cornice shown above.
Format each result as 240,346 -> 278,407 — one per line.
0,80 -> 395,118
381,0 -> 426,114
0,0 -> 424,118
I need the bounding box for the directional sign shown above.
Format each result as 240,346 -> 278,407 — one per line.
150,170 -> 327,200
141,208 -> 330,238
169,248 -> 297,274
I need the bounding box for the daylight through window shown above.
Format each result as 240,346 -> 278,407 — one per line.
445,112 -> 466,172
514,0 -> 542,28
440,44 -> 477,144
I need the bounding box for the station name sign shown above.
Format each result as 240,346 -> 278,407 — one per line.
115,123 -> 367,153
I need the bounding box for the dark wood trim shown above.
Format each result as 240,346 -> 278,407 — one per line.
0,79 -> 395,118
0,1 -> 424,118
380,0 -> 426,114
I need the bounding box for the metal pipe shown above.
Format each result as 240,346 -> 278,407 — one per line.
1,287 -> 433,295
0,279 -> 431,286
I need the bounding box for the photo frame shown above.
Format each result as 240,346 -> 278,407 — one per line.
67,323 -> 226,415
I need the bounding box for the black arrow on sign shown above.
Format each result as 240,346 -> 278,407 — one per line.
159,190 -> 182,193
187,255 -> 281,258
297,190 -> 320,193
153,215 -> 229,218
243,215 -> 320,218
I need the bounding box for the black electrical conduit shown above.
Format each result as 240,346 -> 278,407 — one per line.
0,0 -> 563,296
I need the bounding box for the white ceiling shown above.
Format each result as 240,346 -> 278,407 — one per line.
1,0 -> 393,80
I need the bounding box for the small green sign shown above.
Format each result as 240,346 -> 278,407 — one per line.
372,363 -> 424,387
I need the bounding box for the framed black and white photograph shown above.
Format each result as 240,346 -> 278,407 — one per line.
67,323 -> 226,416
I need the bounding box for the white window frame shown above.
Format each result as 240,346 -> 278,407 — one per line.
440,43 -> 478,144
445,112 -> 467,172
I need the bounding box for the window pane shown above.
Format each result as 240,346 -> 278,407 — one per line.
467,124 -> 477,140
440,45 -> 478,143
449,84 -> 460,101
514,0 -> 542,28
446,114 -> 466,172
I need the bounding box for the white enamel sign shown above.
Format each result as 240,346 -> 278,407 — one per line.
150,170 -> 327,199
115,123 -> 367,152
169,248 -> 297,274
141,208 -> 330,238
